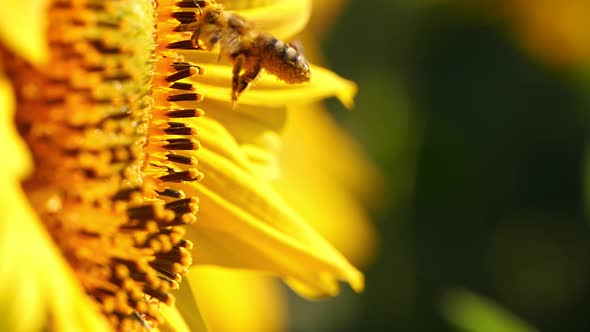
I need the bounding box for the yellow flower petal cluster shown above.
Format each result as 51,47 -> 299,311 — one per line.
180,1 -> 379,329
166,0 -> 364,299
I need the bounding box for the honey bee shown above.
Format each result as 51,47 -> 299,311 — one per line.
177,1 -> 311,102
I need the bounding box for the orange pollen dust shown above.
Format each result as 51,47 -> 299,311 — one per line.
1,0 -> 207,330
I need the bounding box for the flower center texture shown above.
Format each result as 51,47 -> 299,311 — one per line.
3,0 -> 206,330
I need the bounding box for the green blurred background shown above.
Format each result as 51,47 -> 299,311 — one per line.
289,1 -> 590,331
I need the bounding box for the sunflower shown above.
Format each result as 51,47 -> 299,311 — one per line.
0,0 -> 365,331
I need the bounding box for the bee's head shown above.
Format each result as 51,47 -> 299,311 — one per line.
203,5 -> 224,24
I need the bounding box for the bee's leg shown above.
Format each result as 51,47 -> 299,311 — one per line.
231,54 -> 246,102
231,55 -> 262,103
236,60 -> 262,95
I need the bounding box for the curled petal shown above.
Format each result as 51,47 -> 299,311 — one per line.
196,101 -> 284,180
197,99 -> 287,143
195,116 -> 263,174
187,266 -> 287,332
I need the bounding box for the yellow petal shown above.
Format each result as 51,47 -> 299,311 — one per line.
195,101 -> 284,180
200,102 -> 379,267
0,0 -> 49,65
178,119 -> 364,297
197,99 -> 287,144
0,76 -> 32,179
225,0 -> 312,40
0,180 -> 110,332
159,303 -> 195,332
241,139 -> 282,180
188,226 -> 345,296
274,156 -> 378,267
195,116 -> 264,174
173,278 -> 209,332
187,62 -> 357,108
183,171 -> 364,296
188,266 -> 288,332
282,104 -> 383,206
